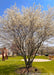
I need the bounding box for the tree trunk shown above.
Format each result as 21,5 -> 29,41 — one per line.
25,58 -> 32,69
26,61 -> 32,69
2,51 -> 5,61
12,52 -> 14,56
5,49 -> 8,59
5,53 -> 8,59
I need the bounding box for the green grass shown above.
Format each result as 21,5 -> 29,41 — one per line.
33,61 -> 54,75
0,56 -> 24,75
35,55 -> 48,59
0,56 -> 54,75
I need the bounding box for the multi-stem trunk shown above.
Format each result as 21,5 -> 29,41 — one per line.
26,61 -> 32,69
24,57 -> 32,70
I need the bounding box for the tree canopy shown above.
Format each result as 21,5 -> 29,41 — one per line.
0,4 -> 54,69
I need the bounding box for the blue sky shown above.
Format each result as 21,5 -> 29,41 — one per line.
0,0 -> 54,16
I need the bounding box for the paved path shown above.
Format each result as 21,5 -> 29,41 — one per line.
21,59 -> 51,62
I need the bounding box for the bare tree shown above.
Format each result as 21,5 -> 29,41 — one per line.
0,4 -> 54,70
11,43 -> 19,56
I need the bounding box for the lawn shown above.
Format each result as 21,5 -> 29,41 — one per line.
0,56 -> 54,75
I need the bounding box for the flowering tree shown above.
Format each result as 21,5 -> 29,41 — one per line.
0,4 -> 54,69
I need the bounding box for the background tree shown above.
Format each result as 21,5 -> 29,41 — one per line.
11,43 -> 20,56
0,4 -> 54,70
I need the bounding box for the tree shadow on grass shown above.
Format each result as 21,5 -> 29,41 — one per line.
0,64 -> 25,75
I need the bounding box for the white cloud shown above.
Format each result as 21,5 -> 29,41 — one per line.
44,37 -> 54,47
